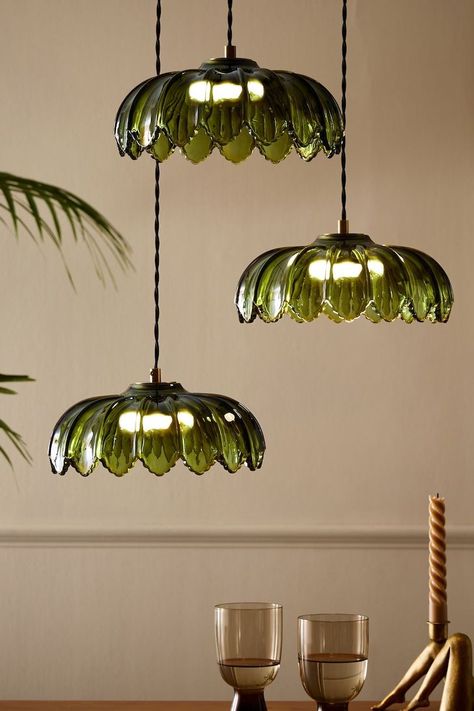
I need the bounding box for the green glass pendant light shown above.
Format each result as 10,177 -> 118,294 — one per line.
236,0 -> 453,324
49,382 -> 264,476
49,1 -> 265,477
114,0 -> 344,164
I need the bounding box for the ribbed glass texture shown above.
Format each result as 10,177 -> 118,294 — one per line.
236,233 -> 453,324
49,382 -> 265,476
115,58 -> 343,164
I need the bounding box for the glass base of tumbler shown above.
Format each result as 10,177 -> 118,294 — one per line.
316,704 -> 349,711
230,690 -> 267,711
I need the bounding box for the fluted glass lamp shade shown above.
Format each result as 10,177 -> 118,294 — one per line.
115,58 -> 344,164
236,232 -> 453,324
49,381 -> 265,476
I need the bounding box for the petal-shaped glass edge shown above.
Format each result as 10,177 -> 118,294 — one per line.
236,233 -> 453,324
114,58 -> 343,164
49,382 -> 265,477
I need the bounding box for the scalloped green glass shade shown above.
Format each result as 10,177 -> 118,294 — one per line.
49,382 -> 265,476
236,233 -> 453,324
115,58 -> 343,164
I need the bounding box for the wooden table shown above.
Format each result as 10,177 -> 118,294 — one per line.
0,703 -> 440,711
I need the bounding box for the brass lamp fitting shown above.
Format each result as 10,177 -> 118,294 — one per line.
338,218 -> 349,234
150,367 -> 162,384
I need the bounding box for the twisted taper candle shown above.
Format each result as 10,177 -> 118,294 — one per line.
429,495 -> 448,624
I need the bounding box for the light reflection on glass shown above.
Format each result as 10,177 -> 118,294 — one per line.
83,431 -> 94,470
224,412 -> 236,422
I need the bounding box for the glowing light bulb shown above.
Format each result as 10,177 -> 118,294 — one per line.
177,410 -> 194,428
188,80 -> 211,102
142,413 -> 173,432
308,259 -> 330,280
212,82 -> 243,103
332,261 -> 363,280
368,258 -> 384,276
309,259 -> 365,281
119,411 -> 140,433
247,79 -> 265,101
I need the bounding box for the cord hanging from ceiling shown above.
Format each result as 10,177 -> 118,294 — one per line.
152,0 -> 162,377
227,0 -> 234,49
115,0 -> 343,163
341,0 -> 348,225
235,0 -> 453,325
49,0 -> 266,478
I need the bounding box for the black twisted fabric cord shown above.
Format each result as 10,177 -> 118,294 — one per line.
227,0 -> 233,48
154,161 -> 160,371
153,0 -> 162,370
155,0 -> 161,75
341,0 -> 347,221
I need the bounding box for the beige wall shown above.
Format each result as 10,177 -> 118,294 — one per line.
0,0 -> 473,701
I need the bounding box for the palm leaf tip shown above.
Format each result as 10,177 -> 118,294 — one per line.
0,373 -> 34,395
0,419 -> 32,466
0,374 -> 35,383
0,373 -> 34,466
0,172 -> 132,285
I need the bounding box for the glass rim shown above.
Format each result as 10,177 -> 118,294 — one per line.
298,613 -> 368,623
215,602 -> 283,611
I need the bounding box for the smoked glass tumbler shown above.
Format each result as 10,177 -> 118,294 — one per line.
215,602 -> 283,711
298,613 -> 369,711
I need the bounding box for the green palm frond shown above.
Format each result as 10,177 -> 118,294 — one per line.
0,374 -> 34,466
0,171 -> 132,286
0,171 -> 133,466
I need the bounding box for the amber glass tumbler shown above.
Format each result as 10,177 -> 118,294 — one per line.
215,602 -> 283,711
298,613 -> 369,711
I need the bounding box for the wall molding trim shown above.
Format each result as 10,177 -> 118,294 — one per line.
0,525 -> 473,548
